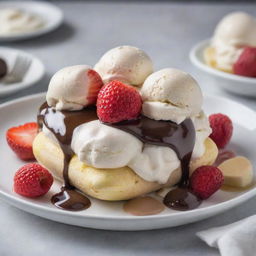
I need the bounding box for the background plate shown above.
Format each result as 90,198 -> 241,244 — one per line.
190,40 -> 256,97
0,1 -> 63,42
0,93 -> 256,231
0,47 -> 45,97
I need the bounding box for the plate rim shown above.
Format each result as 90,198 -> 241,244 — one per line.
0,92 -> 256,221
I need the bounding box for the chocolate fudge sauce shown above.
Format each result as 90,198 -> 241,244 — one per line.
107,116 -> 200,211
38,103 -> 199,212
51,187 -> 91,211
107,117 -> 195,186
163,187 -> 201,211
38,102 -> 97,211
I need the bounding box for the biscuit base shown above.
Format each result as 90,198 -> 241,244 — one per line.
33,132 -> 218,201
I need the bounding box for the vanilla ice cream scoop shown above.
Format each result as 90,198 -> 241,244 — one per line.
141,68 -> 203,124
213,12 -> 256,47
212,12 -> 256,71
71,120 -> 143,169
94,45 -> 153,86
46,65 -> 103,111
129,145 -> 180,184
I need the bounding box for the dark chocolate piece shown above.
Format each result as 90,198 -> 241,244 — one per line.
0,58 -> 7,79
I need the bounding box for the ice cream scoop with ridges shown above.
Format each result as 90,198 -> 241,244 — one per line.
46,65 -> 103,111
141,68 -> 203,124
94,45 -> 153,86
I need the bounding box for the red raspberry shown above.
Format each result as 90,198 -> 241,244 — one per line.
190,166 -> 224,200
209,113 -> 233,149
233,47 -> 256,77
97,80 -> 142,123
14,163 -> 53,198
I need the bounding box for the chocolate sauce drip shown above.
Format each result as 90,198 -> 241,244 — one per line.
106,117 -> 195,186
38,102 -> 97,211
51,187 -> 91,211
163,187 -> 201,211
38,102 -> 97,188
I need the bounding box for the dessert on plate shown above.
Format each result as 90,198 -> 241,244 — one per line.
6,46 -> 253,215
204,12 -> 256,77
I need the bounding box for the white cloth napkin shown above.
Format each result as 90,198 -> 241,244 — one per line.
197,215 -> 256,256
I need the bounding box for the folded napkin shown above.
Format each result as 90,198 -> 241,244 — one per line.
197,215 -> 256,256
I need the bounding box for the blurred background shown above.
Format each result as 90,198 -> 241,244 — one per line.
0,0 -> 254,102
0,0 -> 254,103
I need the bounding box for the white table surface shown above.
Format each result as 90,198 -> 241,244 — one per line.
0,1 -> 256,255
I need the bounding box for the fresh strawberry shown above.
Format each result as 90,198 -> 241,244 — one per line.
14,163 -> 53,197
86,69 -> 104,105
209,113 -> 233,149
6,122 -> 38,161
97,80 -> 142,123
233,47 -> 256,77
190,166 -> 224,200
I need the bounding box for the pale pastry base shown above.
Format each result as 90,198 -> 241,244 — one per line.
33,132 -> 218,201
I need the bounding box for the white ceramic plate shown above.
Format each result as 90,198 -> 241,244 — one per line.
0,1 -> 63,42
0,47 -> 45,97
190,40 -> 256,97
0,93 -> 256,231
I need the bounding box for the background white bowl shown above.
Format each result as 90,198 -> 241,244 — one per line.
190,40 -> 256,97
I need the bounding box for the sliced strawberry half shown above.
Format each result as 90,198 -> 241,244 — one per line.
6,122 -> 38,161
86,69 -> 104,105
